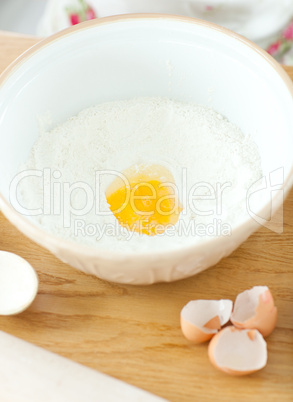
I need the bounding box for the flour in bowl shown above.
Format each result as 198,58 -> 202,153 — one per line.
18,97 -> 262,252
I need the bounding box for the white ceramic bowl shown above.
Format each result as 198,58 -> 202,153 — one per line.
1,15 -> 293,285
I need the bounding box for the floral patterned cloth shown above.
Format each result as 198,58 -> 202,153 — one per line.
66,0 -> 96,26
38,0 -> 293,65
267,21 -> 293,65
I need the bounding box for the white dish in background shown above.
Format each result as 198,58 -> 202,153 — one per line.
0,15 -> 293,284
0,251 -> 38,315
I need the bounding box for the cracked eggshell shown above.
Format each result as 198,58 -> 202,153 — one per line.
208,326 -> 267,376
231,286 -> 277,337
0,251 -> 39,315
180,299 -> 233,344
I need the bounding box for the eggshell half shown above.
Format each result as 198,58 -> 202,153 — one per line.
208,326 -> 267,375
180,299 -> 233,344
0,251 -> 39,315
231,286 -> 277,337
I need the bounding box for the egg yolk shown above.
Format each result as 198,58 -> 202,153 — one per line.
106,164 -> 183,236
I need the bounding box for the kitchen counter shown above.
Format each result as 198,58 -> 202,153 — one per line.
0,31 -> 292,401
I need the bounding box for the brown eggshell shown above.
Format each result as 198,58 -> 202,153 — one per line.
231,286 -> 277,337
180,316 -> 215,344
208,326 -> 267,376
180,299 -> 233,344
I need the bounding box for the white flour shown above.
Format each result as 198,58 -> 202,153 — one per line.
19,97 -> 262,252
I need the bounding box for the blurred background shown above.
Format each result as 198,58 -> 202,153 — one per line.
0,0 -> 292,64
0,0 -> 47,35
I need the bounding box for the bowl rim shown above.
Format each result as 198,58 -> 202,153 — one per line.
0,13 -> 293,261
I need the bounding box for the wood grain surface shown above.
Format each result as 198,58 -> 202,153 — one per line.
0,32 -> 292,402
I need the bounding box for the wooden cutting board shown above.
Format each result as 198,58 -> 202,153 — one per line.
0,31 -> 292,402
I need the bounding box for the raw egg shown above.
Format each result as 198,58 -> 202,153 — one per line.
208,326 -> 267,376
106,163 -> 182,236
230,286 -> 277,337
180,299 -> 233,344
